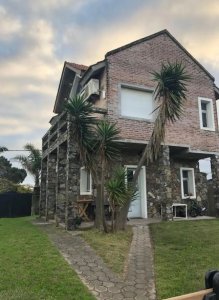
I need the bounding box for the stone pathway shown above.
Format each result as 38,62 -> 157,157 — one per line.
34,221 -> 156,300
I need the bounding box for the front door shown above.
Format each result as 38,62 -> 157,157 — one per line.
127,166 -> 147,218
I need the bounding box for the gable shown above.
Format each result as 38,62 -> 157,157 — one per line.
106,30 -> 214,82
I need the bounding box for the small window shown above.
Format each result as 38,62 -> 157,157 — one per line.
180,168 -> 196,199
120,86 -> 154,120
80,167 -> 92,195
198,97 -> 215,131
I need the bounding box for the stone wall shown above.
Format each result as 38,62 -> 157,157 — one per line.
65,123 -> 80,229
39,158 -> 47,216
119,146 -> 209,219
56,142 -> 67,223
46,152 -> 57,219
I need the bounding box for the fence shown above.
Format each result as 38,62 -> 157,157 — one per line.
0,192 -> 32,217
164,270 -> 219,300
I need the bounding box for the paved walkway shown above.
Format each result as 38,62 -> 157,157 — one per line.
34,221 -> 156,300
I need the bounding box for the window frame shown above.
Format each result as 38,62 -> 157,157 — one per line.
180,167 -> 196,199
198,97 -> 215,131
119,84 -> 155,121
80,167 -> 92,195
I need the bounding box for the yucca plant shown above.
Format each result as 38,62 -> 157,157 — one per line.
65,96 -> 121,231
117,62 -> 191,228
106,167 -> 136,232
65,95 -> 96,168
94,121 -> 121,232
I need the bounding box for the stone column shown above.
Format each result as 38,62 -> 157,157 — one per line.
159,146 -> 172,220
45,152 -> 57,220
56,143 -> 67,224
210,155 -> 219,213
39,157 -> 47,217
65,122 -> 80,230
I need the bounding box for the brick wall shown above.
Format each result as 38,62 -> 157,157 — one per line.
106,32 -> 219,152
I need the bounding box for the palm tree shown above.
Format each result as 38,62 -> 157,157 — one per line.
0,147 -> 8,153
117,62 -> 191,228
66,96 -> 121,231
14,143 -> 42,187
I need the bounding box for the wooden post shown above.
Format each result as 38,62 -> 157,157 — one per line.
164,288 -> 213,300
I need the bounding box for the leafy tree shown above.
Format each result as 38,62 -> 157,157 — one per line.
0,156 -> 27,184
0,178 -> 17,192
14,144 -> 42,187
0,147 -> 8,153
117,62 -> 191,229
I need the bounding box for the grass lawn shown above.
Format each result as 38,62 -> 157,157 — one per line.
0,217 -> 95,300
81,226 -> 133,275
150,219 -> 219,299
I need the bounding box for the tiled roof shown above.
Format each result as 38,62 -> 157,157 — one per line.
66,62 -> 88,71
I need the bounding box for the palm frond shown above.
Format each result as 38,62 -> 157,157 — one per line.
106,167 -> 137,208
147,62 -> 191,162
94,120 -> 121,162
14,144 -> 42,186
65,95 -> 97,164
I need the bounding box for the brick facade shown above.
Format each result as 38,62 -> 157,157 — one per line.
106,32 -> 219,152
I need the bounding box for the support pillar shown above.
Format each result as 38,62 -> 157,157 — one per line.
56,143 -> 67,224
39,157 -> 47,217
210,155 -> 219,216
65,123 -> 80,230
45,152 -> 57,220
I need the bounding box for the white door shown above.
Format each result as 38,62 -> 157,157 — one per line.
127,166 -> 147,218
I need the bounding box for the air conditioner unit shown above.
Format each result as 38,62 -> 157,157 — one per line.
80,79 -> 99,101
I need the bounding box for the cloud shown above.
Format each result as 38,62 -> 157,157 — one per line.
1,0 -> 219,153
0,5 -> 22,40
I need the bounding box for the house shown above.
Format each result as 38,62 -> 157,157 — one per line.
40,29 -> 219,228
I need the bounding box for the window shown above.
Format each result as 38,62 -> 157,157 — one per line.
180,168 -> 196,199
120,86 -> 154,120
198,97 -> 215,131
80,167 -> 92,195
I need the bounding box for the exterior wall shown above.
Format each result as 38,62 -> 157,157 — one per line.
106,32 -> 219,152
94,69 -> 107,110
170,159 -> 208,204
118,146 -> 208,218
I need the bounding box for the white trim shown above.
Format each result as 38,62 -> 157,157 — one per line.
216,99 -> 219,129
124,165 -> 147,218
180,167 -> 196,199
80,167 -> 92,195
198,97 -> 215,131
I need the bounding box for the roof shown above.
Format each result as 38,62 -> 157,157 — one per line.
80,60 -> 105,86
105,29 -> 214,81
66,62 -> 88,71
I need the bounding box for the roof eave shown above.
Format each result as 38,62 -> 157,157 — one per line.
80,60 -> 106,87
53,62 -> 81,114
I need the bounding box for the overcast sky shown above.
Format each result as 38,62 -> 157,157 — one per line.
1,0 -> 218,184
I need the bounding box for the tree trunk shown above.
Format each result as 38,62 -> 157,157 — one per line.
94,184 -> 103,229
101,160 -> 108,233
115,201 -> 130,231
